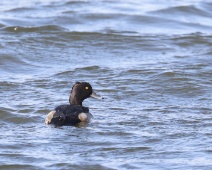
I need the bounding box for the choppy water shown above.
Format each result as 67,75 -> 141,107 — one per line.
0,0 -> 212,169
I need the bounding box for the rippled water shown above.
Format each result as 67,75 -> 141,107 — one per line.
0,0 -> 212,169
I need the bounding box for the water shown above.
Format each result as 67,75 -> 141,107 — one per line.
0,0 -> 212,169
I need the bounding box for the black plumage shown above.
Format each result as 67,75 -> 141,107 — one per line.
45,82 -> 103,126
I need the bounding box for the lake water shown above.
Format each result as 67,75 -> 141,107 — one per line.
0,0 -> 212,169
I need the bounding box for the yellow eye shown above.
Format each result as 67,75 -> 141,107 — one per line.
85,87 -> 89,90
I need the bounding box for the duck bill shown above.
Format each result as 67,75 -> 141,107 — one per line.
90,90 -> 104,99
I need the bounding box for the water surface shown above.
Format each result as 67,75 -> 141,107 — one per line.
0,0 -> 212,169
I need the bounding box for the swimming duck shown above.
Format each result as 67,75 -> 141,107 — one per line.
45,82 -> 103,126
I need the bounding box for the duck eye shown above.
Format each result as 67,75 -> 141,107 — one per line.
85,87 -> 89,90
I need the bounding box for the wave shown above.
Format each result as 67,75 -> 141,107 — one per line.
0,1 -> 211,35
1,25 -> 66,32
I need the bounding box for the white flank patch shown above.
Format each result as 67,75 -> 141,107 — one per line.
45,110 -> 56,124
78,112 -> 88,122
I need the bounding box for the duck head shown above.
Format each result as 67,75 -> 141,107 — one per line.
69,82 -> 103,105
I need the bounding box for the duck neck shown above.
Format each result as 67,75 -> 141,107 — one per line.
69,95 -> 83,106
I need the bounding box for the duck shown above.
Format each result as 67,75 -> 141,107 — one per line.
45,82 -> 103,126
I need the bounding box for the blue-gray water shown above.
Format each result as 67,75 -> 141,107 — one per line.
0,0 -> 212,169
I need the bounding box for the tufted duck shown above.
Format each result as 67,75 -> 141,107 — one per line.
45,82 -> 103,126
